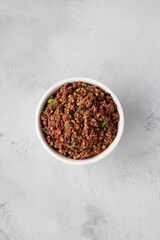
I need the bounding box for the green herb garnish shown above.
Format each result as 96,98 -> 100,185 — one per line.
67,136 -> 70,140
87,146 -> 92,149
79,106 -> 81,109
101,121 -> 107,129
44,128 -> 47,131
61,127 -> 64,131
79,117 -> 82,121
87,90 -> 90,93
51,105 -> 54,110
47,98 -> 54,103
68,125 -> 70,128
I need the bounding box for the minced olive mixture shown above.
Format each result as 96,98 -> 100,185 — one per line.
41,82 -> 119,159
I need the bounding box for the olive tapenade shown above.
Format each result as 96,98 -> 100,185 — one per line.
41,82 -> 119,159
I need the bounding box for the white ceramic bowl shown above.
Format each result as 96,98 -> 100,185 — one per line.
35,77 -> 124,165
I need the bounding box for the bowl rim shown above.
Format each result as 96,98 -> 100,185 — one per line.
35,77 -> 124,165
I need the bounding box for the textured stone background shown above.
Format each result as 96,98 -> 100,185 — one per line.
0,0 -> 160,239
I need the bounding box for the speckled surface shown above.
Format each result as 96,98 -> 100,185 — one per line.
0,0 -> 160,239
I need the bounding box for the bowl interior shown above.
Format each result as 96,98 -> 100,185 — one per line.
36,78 -> 124,165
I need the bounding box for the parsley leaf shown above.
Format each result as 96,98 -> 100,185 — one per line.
47,99 -> 54,103
101,121 -> 107,129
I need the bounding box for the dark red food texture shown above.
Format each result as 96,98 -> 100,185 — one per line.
41,82 -> 119,160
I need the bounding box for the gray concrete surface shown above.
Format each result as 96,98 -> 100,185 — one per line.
0,0 -> 160,239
